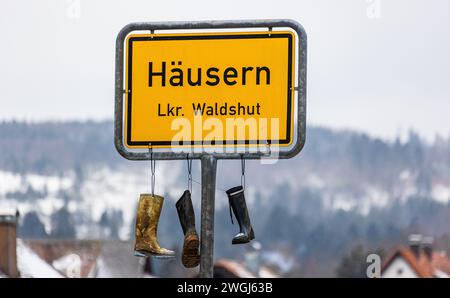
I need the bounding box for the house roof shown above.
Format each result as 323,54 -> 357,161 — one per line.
24,239 -> 101,277
214,259 -> 279,278
88,241 -> 149,278
214,259 -> 256,278
430,251 -> 450,277
24,239 -> 149,278
382,246 -> 450,278
16,240 -> 64,278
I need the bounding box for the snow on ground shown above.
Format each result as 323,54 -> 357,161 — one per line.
0,171 -> 22,195
305,174 -> 326,190
0,164 -> 184,240
432,184 -> 450,204
329,193 -> 358,212
0,197 -> 65,235
78,163 -> 183,239
2,165 -> 450,241
26,173 -> 73,194
0,170 -> 74,233
359,187 -> 390,215
0,199 -> 32,218
261,250 -> 295,274
16,240 -> 63,278
0,170 -> 73,196
321,186 -> 390,215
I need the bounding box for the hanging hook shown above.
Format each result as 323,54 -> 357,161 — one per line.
187,153 -> 193,193
149,144 -> 155,197
240,154 -> 246,190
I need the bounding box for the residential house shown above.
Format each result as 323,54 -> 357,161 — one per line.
381,234 -> 450,278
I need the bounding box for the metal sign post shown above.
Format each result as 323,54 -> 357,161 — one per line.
199,155 -> 217,278
114,19 -> 307,278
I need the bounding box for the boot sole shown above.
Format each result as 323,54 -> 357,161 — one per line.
232,238 -> 251,245
134,250 -> 175,259
232,228 -> 255,245
182,234 -> 200,268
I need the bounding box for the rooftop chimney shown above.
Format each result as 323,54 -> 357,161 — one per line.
422,236 -> 434,260
408,234 -> 422,258
0,210 -> 19,277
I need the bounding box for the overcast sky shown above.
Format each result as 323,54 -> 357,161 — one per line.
1,0 -> 449,141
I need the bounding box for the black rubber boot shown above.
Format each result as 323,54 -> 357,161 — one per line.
176,190 -> 200,268
226,186 -> 255,244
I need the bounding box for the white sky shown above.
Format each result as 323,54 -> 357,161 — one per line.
1,0 -> 449,141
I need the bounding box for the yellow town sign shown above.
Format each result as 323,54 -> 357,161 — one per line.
123,31 -> 296,149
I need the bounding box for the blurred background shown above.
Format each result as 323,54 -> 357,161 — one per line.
1,0 -> 450,278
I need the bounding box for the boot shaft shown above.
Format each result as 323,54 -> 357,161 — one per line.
226,186 -> 252,232
176,190 -> 200,268
226,186 -> 255,244
176,190 -> 197,235
134,194 -> 175,257
135,194 -> 164,240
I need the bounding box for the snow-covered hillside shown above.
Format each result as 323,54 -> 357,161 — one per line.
2,121 -> 450,273
1,160 -> 449,240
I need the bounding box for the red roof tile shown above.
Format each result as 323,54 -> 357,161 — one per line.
382,246 -> 450,278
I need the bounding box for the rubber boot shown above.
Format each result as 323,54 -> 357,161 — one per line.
176,190 -> 200,268
226,186 -> 255,244
134,194 -> 175,258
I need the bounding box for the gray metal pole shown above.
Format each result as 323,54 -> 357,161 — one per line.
199,154 -> 217,278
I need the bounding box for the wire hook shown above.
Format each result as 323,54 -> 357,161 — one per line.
187,153 -> 193,193
149,144 -> 155,197
240,154 -> 246,190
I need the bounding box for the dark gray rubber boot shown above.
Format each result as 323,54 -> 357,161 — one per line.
226,186 -> 255,245
176,190 -> 200,268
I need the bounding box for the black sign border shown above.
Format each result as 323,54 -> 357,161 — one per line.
126,33 -> 293,147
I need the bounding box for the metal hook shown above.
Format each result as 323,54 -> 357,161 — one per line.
149,144 -> 155,197
187,153 -> 193,193
240,154 -> 246,190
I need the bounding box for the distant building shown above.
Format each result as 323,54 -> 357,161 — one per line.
3,208 -> 275,278
213,259 -> 278,278
24,239 -> 154,278
0,209 -> 62,278
213,242 -> 279,278
381,234 -> 450,278
0,209 -> 19,277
